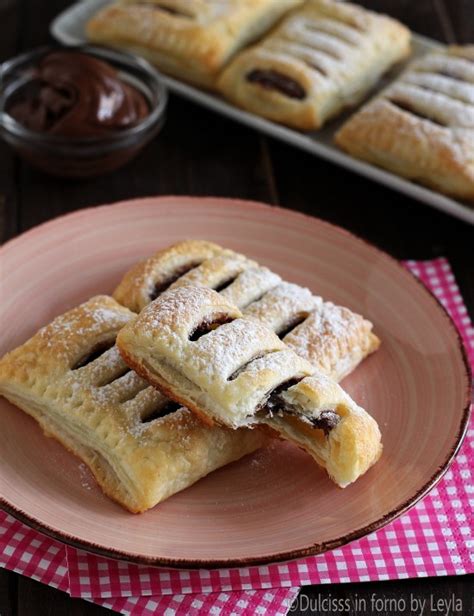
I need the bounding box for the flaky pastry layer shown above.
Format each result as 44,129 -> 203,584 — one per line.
336,46 -> 474,202
117,287 -> 382,487
0,296 -> 264,512
218,0 -> 410,129
86,0 -> 303,88
113,239 -> 380,383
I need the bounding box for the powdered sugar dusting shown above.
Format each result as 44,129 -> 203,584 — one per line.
78,462 -> 94,491
221,266 -> 281,308
388,82 -> 474,128
194,317 -> 283,379
245,281 -> 320,319
41,298 -> 131,356
141,285 -> 237,334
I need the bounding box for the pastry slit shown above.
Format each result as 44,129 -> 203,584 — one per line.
97,367 -> 131,388
189,314 -> 236,341
149,261 -> 203,300
402,73 -> 474,107
407,79 -> 467,102
72,339 -> 116,370
132,2 -> 193,18
290,34 -> 343,61
279,32 -> 342,62
258,376 -> 304,413
246,69 -> 306,100
303,25 -> 356,48
277,313 -> 310,339
302,59 -> 328,77
118,381 -> 149,403
213,274 -> 240,293
239,288 -> 276,311
431,70 -> 471,85
140,400 -> 182,423
227,350 -> 279,381
387,98 -> 447,127
338,18 -> 367,34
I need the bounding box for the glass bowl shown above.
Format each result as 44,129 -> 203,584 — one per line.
0,45 -> 168,178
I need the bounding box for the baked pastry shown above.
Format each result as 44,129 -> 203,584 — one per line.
0,296 -> 264,513
335,46 -> 474,202
113,240 -> 380,382
117,286 -> 382,487
217,0 -> 411,130
86,0 -> 303,88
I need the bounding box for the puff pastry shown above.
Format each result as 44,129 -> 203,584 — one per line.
0,296 -> 264,513
217,0 -> 411,130
117,287 -> 382,487
336,46 -> 474,202
86,0 -> 303,88
113,240 -> 380,382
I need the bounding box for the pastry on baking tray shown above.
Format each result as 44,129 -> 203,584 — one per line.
113,240 -> 380,382
86,0 -> 303,88
117,286 -> 382,487
217,0 -> 411,130
0,296 -> 264,513
336,46 -> 474,202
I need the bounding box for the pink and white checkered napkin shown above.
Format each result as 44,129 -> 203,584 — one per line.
0,514 -> 298,615
1,258 -> 473,616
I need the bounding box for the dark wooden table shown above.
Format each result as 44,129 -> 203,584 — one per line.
1,1 -> 473,614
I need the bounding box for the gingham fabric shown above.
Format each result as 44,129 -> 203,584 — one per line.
1,259 -> 473,616
87,587 -> 299,616
0,513 -> 69,592
0,513 -> 299,615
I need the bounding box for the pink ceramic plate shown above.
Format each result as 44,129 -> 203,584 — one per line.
0,197 -> 470,567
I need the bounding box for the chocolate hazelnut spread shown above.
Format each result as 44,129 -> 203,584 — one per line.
8,51 -> 149,137
246,69 -> 306,100
262,378 -> 340,436
189,314 -> 235,341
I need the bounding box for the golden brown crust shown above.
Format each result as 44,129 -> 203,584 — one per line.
86,0 -> 303,88
119,345 -> 218,429
218,0 -> 411,130
0,295 -> 265,512
336,46 -> 474,202
113,240 -> 380,381
113,240 -> 224,312
117,286 -> 382,487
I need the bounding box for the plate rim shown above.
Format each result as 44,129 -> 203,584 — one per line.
0,196 -> 471,568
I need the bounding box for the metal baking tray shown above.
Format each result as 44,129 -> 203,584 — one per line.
50,0 -> 474,225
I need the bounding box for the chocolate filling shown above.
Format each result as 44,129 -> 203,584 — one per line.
149,261 -> 202,301
389,98 -> 447,126
306,410 -> 340,435
189,314 -> 235,341
261,377 -> 303,414
141,400 -> 181,423
72,339 -> 116,370
260,378 -> 340,436
246,70 -> 306,100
